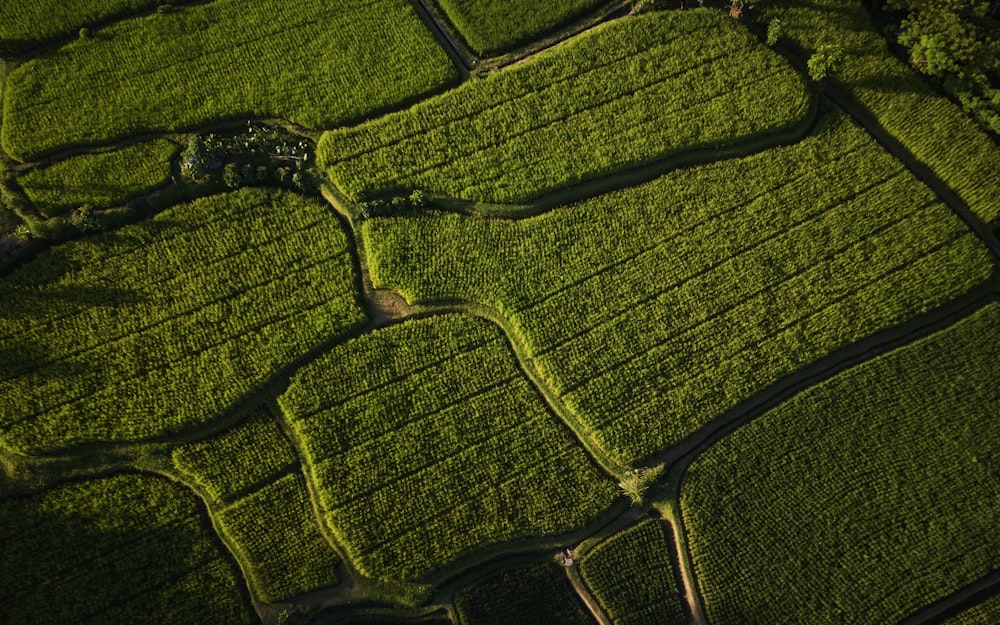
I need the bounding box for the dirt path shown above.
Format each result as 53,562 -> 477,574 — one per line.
565,562 -> 614,625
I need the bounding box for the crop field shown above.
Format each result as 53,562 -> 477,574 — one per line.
363,110 -> 994,464
172,407 -> 340,602
0,473 -> 254,625
1,0 -> 458,161
579,519 -> 686,625
0,188 -> 365,454
680,302 -> 1000,625
434,0 -> 608,55
454,564 -> 595,625
319,10 -> 811,204
0,0 -> 165,54
17,138 -> 179,217
279,314 -> 617,581
945,595 -> 1000,625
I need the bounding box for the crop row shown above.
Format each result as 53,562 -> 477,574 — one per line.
436,0 -> 607,55
944,594 -> 1000,625
680,302 -> 1000,625
1,0 -> 458,161
0,473 -> 254,625
454,563 -> 595,625
319,9 -> 811,205
279,314 -> 616,582
0,188 -> 366,455
18,138 -> 179,217
758,0 -> 1000,224
579,519 -> 686,625
361,110 -> 994,465
0,0 -> 164,55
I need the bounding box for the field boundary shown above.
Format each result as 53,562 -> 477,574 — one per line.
895,571 -> 1000,625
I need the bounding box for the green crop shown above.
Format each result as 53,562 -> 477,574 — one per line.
0,0 -> 164,54
0,188 -> 365,454
319,10 -> 811,204
944,595 -> 1000,625
2,0 -> 458,161
579,520 -> 686,625
681,302 -> 1000,625
0,473 -> 254,625
279,314 -> 617,582
361,110 -> 993,465
18,139 -> 179,217
454,564 -> 595,625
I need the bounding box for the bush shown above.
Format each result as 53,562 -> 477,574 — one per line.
807,44 -> 844,80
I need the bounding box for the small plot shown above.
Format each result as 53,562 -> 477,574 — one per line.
18,138 -> 179,218
2,0 -> 458,161
0,473 -> 254,625
943,595 -> 1000,625
279,314 -> 617,582
173,406 -> 340,602
579,519 -> 686,625
361,111 -> 994,465
0,188 -> 366,455
680,303 -> 1000,625
434,0 -> 607,55
454,563 -> 596,625
0,0 -> 165,54
319,9 -> 811,205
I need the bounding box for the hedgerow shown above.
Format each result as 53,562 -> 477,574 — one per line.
758,0 -> 1000,223
319,9 -> 811,204
454,563 -> 595,625
2,0 -> 458,161
579,520 -> 686,625
18,138 -> 178,218
0,473 -> 255,625
680,302 -> 1000,625
435,0 -> 607,55
0,188 -> 365,454
944,595 -> 1000,625
279,314 -> 616,582
0,0 -> 166,55
362,111 -> 994,465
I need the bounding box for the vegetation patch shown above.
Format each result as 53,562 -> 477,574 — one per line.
0,188 -> 365,455
319,10 -> 811,205
680,302 -> 1000,625
944,594 -> 1000,625
1,0 -> 459,161
279,314 -> 616,582
454,563 -> 595,625
0,473 -> 254,625
362,111 -> 993,464
579,519 -> 686,625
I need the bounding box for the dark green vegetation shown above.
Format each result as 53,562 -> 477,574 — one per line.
454,564 -> 595,625
319,10 -> 811,205
362,110 -> 993,464
0,188 -> 365,454
0,473 -> 255,625
1,0 -> 458,161
435,0 -> 608,55
0,0 -> 165,54
681,302 -> 1000,625
760,0 -> 1000,224
944,594 -> 1000,625
17,138 -> 178,217
279,314 -> 617,582
579,519 -> 686,625
173,407 -> 340,603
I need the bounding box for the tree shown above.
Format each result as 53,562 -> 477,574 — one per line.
618,465 -> 664,507
808,44 -> 845,80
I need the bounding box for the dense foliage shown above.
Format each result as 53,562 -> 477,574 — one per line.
362,111 -> 993,465
435,0 -> 607,55
18,138 -> 178,217
454,564 -> 595,625
681,302 -> 1000,625
579,519 -> 686,625
0,0 -> 164,54
279,314 -> 617,581
943,594 -> 1000,625
0,473 -> 254,625
1,0 -> 458,161
319,10 -> 811,204
759,0 -> 1000,224
0,188 -> 365,454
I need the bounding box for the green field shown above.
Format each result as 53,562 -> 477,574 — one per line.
435,0 -> 608,55
681,302 -> 1000,625
454,564 -> 595,625
363,110 -> 993,464
320,9 -> 811,205
944,595 -> 1000,625
18,138 -> 178,217
579,519 -> 686,625
0,473 -> 254,625
1,0 -> 458,161
0,0 -> 165,54
279,314 -> 617,581
0,188 -> 365,454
